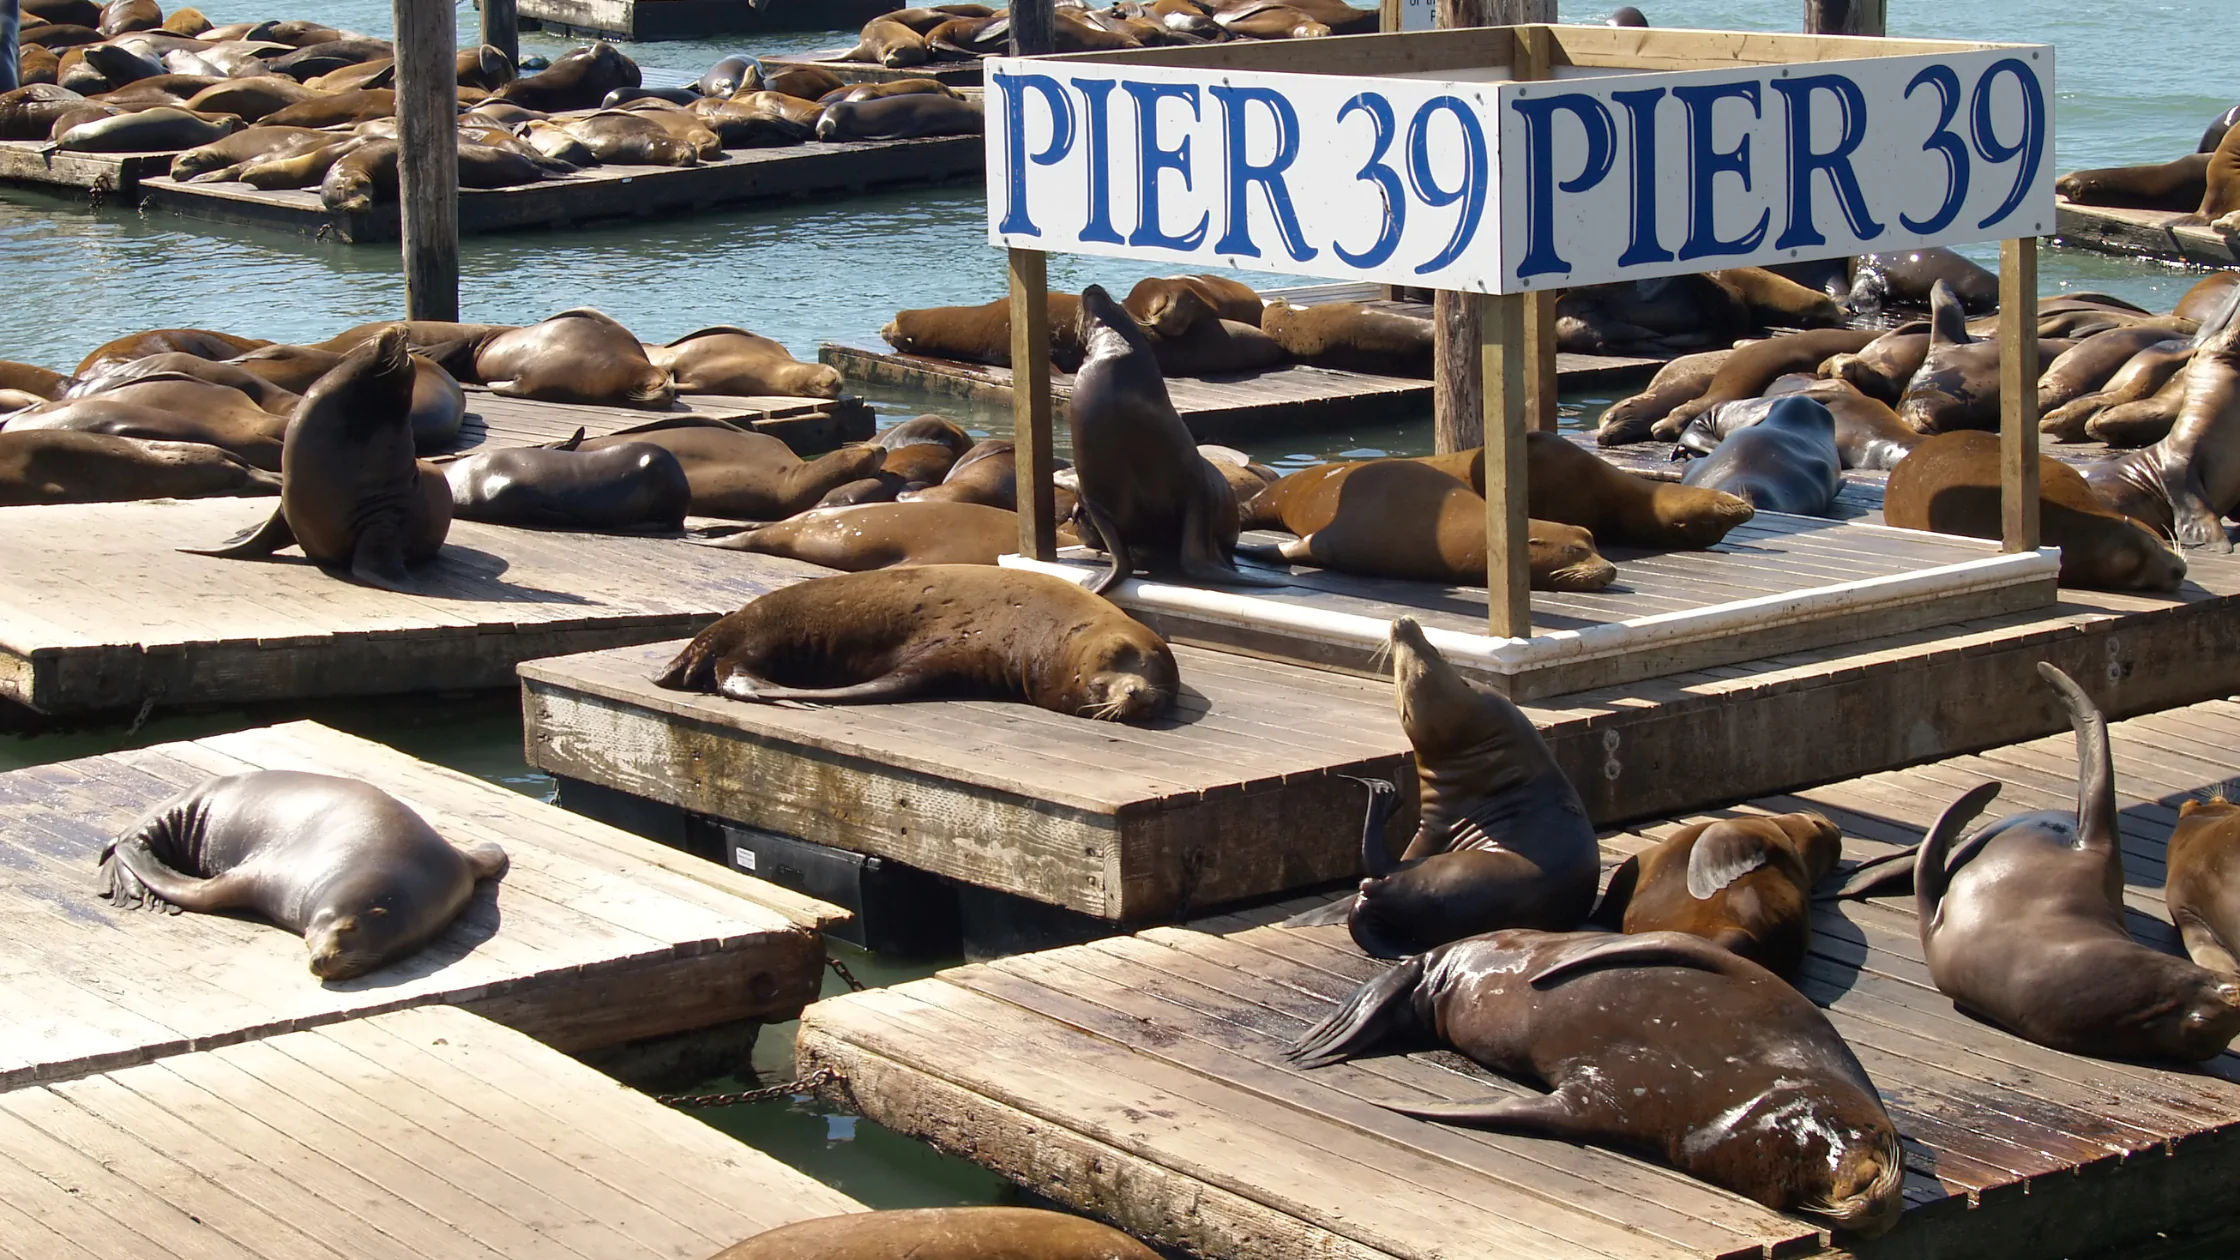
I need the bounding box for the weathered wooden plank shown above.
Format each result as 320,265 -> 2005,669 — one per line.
0,140 -> 171,193
2053,200 -> 2238,268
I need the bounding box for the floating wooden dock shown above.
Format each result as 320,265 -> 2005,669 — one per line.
2052,199 -> 2237,267
515,0 -> 901,38
0,140 -> 172,196
0,498 -> 824,715
134,135 -> 983,243
796,694 -> 2240,1260
761,51 -> 987,88
458,388 -> 874,456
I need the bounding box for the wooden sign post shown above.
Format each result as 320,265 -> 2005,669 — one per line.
394,0 -> 460,321
2001,236 -> 2041,552
1009,0 -> 1059,564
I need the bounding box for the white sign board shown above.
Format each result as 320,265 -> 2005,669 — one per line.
984,44 -> 2053,293
1392,0 -> 1437,32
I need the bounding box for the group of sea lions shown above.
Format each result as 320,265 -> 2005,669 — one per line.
836,0 -> 1379,66
2055,102 -> 2240,233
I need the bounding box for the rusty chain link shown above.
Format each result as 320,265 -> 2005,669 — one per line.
654,1066 -> 838,1110
826,954 -> 867,992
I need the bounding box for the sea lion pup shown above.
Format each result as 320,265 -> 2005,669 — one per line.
573,418 -> 882,519
1849,665 -> 2240,1062
1680,396 -> 1844,517
882,292 -> 1087,371
707,1208 -> 1161,1260
645,327 -> 841,398
1124,274 -> 1264,335
1068,284 -> 1277,593
1418,433 -> 1755,549
702,500 -> 1030,569
2169,798 -> 2240,976
1285,619 -> 1602,956
443,440 -> 689,531
1285,928 -> 1905,1236
1595,348 -> 1732,446
656,565 -> 1179,722
1260,298 -> 1431,376
0,430 -> 278,505
1887,432 -> 2184,592
2056,153 -> 2211,212
184,327 -> 452,591
2083,283 -> 2240,551
96,770 -> 508,982
1593,812 -> 1842,981
1654,328 -> 1878,437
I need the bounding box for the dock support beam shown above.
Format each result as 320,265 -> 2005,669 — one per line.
1482,292 -> 1532,639
483,0 -> 520,68
394,0 -> 460,321
1804,0 -> 1886,35
2000,236 -> 2041,554
1008,0 -> 1059,564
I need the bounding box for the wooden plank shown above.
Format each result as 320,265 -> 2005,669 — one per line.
0,141 -> 171,194
2052,201 -> 2239,268
2001,237 -> 2040,552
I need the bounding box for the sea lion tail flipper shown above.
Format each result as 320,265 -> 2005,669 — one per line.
1915,780 -> 2002,924
2178,912 -> 2240,977
1284,953 -> 1425,1069
1379,1084 -> 1602,1140
717,666 -> 926,705
461,840 -> 510,882
2036,662 -> 2118,853
1685,822 -> 1772,900
1824,847 -> 1918,900
1343,775 -> 1401,876
347,524 -> 418,593
1526,932 -> 1744,989
180,507 -> 294,559
1588,855 -> 1640,929
557,426 -> 586,451
1279,895 -> 1357,929
1074,494 -> 1132,595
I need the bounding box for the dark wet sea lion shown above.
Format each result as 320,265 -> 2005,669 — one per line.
54,103 -> 238,150
1655,328 -> 1878,436
2083,285 -> 2240,550
1068,284 -> 1274,593
76,327 -> 270,377
0,430 -> 278,505
2169,798 -> 2240,977
703,500 -> 1030,569
1607,4 -> 1649,22
184,327 -> 451,590
1593,812 -> 1841,981
1241,461 -> 1616,592
842,17 -> 929,67
1686,375 -> 1921,472
1419,433 -> 1755,549
444,441 -> 688,531
707,1208 -> 1161,1260
1849,247 -> 1998,314
694,52 -> 757,98
1557,275 -> 1750,356
1595,348 -> 1731,446
1889,431 -> 2185,592
1285,618 -> 1602,956
1124,274 -> 1264,335
815,92 -> 982,142
1286,928 -> 1905,1235
647,326 -> 842,398
1680,396 -> 1843,516
1260,298 -> 1430,376
471,308 -> 674,407
2056,153 -> 2210,212
657,565 -> 1178,720
2037,325 -> 2195,417
1898,281 -> 2034,434
266,37 -> 393,79
492,41 -> 637,111
574,421 -> 881,519
96,769 -> 508,981
80,41 -> 166,85
18,21 -> 105,49
883,292 -> 1086,371
2203,103 -> 2240,155
21,0 -> 102,26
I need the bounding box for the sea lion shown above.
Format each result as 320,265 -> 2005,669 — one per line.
882,293 -> 1087,371
1709,266 -> 1848,328
1286,928 -> 1905,1235
842,17 -> 929,68
493,41 -> 637,112
2203,103 -> 2240,155
756,64 -> 844,102
0,429 -> 278,505
170,121 -> 344,180
2037,325 -> 2195,417
266,37 -> 394,80
1685,375 -> 1922,471
2056,153 -> 2210,212
2083,285 -> 2240,550
815,92 -> 982,142
702,500 -> 1029,569
819,79 -> 964,107
573,420 -> 882,519
247,20 -> 345,48
1849,247 -> 1998,314
1214,3 -> 1332,39
6,385 -> 286,470
694,52 -> 757,99
53,103 -> 238,150
76,327 -> 270,377
688,94 -> 814,147
2169,798 -> 2240,977
1557,275 -> 1751,357
2186,119 -> 2240,225
1898,281 -> 2032,434
1147,316 -> 1289,377
896,439 -> 1076,517
471,309 -> 675,408
1595,348 -> 1732,446
225,343 -> 465,451
1284,618 -> 1601,956
2042,340 -> 2196,442
656,565 -> 1179,721
95,770 -> 508,981
1199,443 -> 1279,519
550,110 -> 698,166
1889,431 -> 2186,592
0,358 -> 72,401
444,441 -> 689,531
1847,665 -> 2240,1061
1239,461 -> 1617,591
1679,396 -> 1843,516
1656,328 -> 1879,436
1067,285 -> 1276,593
456,43 -> 513,90
867,413 -> 974,487
68,353 -> 300,413
257,87 -> 394,128
179,77 -> 321,125
1593,812 -> 1842,981
80,42 -> 166,85
1123,274 -> 1264,335
21,0 -> 102,26
707,1208 -> 1161,1260
183,327 -> 451,591
97,0 -> 161,36
1420,434 -> 1756,549
646,326 -> 840,398
1260,299 -> 1431,376
2175,273 -> 2240,325
1607,4 -> 1649,22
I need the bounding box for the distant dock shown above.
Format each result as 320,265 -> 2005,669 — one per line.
2053,199 -> 2238,268
516,0 -> 902,40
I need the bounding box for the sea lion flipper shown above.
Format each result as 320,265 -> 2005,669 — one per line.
1280,895 -> 1357,929
1686,822 -> 1772,900
1825,848 -> 1918,900
1285,953 -> 1425,1069
2037,663 -> 2118,854
460,840 -> 510,882
181,507 -> 294,559
1380,1085 -> 1603,1140
717,667 -> 926,705
1348,776 -> 1401,876
557,426 -> 587,451
1074,494 -> 1132,595
101,834 -> 244,914
1589,855 -> 1640,928
1915,780 -> 2003,924
2178,912 -> 2240,976
1526,932 -> 1743,989
347,524 -> 417,593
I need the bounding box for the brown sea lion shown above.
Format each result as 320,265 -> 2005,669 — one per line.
179,77 -> 320,125
2056,153 -> 2210,212
1198,443 -> 1279,519
90,75 -> 229,110
17,46 -> 63,85
68,352 -> 301,413
1148,316 -> 1288,377
159,7 -> 211,35
896,439 -> 1078,519
456,43 -> 513,90
304,57 -> 396,93
882,293 -> 1087,371
2042,341 -> 2195,442
1709,266 -> 1848,328
1656,328 -> 1879,436
550,110 -> 699,165
18,22 -> 105,49
7,382 -> 286,469
257,87 -> 395,128
757,64 -> 845,101
76,326 -> 269,377
1685,375 -> 1922,472
265,36 -> 392,79
1241,460 -> 1616,591
1595,348 -> 1733,446
2176,273 -> 2240,325
1124,274 -> 1264,335
492,41 -> 637,112
54,104 -> 239,150
0,359 -> 73,401
96,770 -> 508,981
815,92 -> 982,142
444,442 -> 689,531
2083,285 -> 2240,550
98,0 -> 162,36
868,414 -> 973,485
656,565 -> 1179,721
2169,798 -> 2240,977
842,17 -> 930,68
2184,119 -> 2240,225
2037,325 -> 2194,417
819,78 -> 963,107
646,327 -> 840,398
183,327 -> 451,590
1287,927 -> 1905,1235
1888,431 -> 2185,591
574,420 -> 882,519
469,309 -> 674,408
1260,298 -> 1430,376
249,20 -> 346,48
20,0 -> 103,26
1594,812 -> 1842,981
707,1209 -> 1162,1260
0,430 -> 278,505
232,137 -> 367,190
170,123 -> 344,180
1214,3 -> 1332,38
1421,433 -> 1755,549
223,343 -> 465,451
703,500 -> 1031,569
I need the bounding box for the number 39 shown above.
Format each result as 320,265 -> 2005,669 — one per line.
1901,57 -> 2046,236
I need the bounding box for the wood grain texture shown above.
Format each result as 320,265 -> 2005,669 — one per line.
2051,201 -> 2238,268
393,0 -> 460,320
2000,237 -> 2041,553
1009,247 -> 1058,561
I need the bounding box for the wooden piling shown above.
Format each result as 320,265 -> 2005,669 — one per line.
1481,292 -> 1532,639
1008,0 -> 1058,562
393,0 -> 461,321
2001,236 -> 2042,553
1803,0 -> 1887,35
483,0 -> 520,67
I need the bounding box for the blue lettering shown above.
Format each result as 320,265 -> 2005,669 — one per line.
1211,84 -> 1315,262
1900,64 -> 1969,235
1674,80 -> 1769,262
1408,97 -> 1492,275
1122,80 -> 1208,252
1969,57 -> 2046,230
1611,87 -> 1672,268
1771,74 -> 1884,249
1072,78 -> 1122,244
1509,93 -> 1612,279
992,70 -> 1075,238
1333,92 -> 1404,269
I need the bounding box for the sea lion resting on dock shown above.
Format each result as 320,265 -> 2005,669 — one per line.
444,440 -> 690,532
1260,298 -> 1430,376
0,429 -> 278,505
1593,811 -> 1842,981
1286,928 -> 1905,1235
643,327 -> 841,398
1595,348 -> 1731,446
570,418 -> 881,519
1413,433 -> 1755,549
2168,797 -> 2240,977
6,377 -> 288,470
708,1208 -> 1161,1260
1681,375 -> 1921,472
657,565 -> 1179,722
1679,396 -> 1844,517
2083,282 -> 2240,551
882,292 -> 1087,371
96,770 -> 508,981
701,501 -> 1055,569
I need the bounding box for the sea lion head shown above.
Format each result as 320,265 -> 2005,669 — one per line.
2130,968 -> 2240,1062
302,904 -> 401,981
1052,617 -> 1180,722
1793,1119 -> 1906,1237
1530,520 -> 1618,592
1076,284 -> 1155,364
1608,5 -> 1649,25
1389,616 -> 1503,747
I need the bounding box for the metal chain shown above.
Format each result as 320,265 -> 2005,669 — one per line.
123,695 -> 156,739
654,1066 -> 837,1110
826,955 -> 867,992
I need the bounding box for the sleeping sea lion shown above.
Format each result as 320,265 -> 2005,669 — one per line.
1655,328 -> 1878,436
656,565 -> 1178,721
54,104 -> 239,150
883,293 -> 1087,371
444,442 -> 689,531
2037,325 -> 2196,418
96,770 -> 508,981
2168,797 -> 2240,977
573,419 -> 881,519
1417,433 -> 1755,549
707,1209 -> 1161,1260
841,17 -> 930,67
2056,153 -> 2210,212
470,308 -> 675,408
647,326 -> 842,398
701,501 -> 1035,569
1680,396 -> 1844,516
1124,274 -> 1264,335
492,41 -> 637,112
1819,327 -> 1929,405
6,384 -> 286,470
2083,283 -> 2240,551
0,430 -> 279,505
1260,299 -> 1431,376
2041,340 -> 2196,443
74,326 -> 271,377
1684,375 -> 1921,472
814,92 -> 982,142
1593,812 -> 1842,981
1900,281 -> 2031,434
1595,348 -> 1731,446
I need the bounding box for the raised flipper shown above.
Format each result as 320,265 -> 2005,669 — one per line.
2178,912 -> 2240,977
1074,492 -> 1133,595
181,507 -> 294,560
348,519 -> 417,593
1285,953 -> 1425,1069
1378,1082 -> 1608,1142
1825,847 -> 1918,900
2037,662 -> 2117,856
1279,893 -> 1358,929
459,840 -> 509,882
1527,930 -> 1750,988
1345,775 -> 1401,877
1916,780 -> 2003,926
1589,855 -> 1640,930
1686,821 -> 1771,900
717,666 -> 928,705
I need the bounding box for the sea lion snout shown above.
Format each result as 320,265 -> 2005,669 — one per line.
1807,1136 -> 1906,1237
